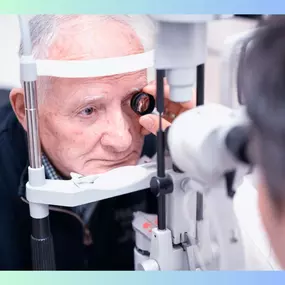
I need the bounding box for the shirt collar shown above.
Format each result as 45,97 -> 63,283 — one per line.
42,154 -> 62,180
18,154 -> 62,199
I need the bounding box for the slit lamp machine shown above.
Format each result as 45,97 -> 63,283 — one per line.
17,15 -> 257,270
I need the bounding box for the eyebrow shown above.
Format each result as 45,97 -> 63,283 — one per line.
127,87 -> 141,97
78,95 -> 105,104
84,88 -> 140,103
65,94 -> 104,113
69,86 -> 143,111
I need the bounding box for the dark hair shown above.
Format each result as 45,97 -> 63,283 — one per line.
238,15 -> 285,209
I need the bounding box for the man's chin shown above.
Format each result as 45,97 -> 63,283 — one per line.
78,157 -> 140,176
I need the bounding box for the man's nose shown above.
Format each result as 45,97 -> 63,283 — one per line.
100,111 -> 133,152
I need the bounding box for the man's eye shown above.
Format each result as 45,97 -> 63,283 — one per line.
80,107 -> 95,116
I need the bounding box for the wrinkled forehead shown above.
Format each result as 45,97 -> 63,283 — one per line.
49,17 -> 145,60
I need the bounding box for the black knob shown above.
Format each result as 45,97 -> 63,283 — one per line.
150,175 -> 174,196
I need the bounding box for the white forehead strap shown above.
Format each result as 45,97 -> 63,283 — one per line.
36,50 -> 154,78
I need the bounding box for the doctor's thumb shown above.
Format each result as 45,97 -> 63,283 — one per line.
139,114 -> 171,135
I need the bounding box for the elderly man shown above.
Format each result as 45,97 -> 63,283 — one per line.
0,15 -> 192,270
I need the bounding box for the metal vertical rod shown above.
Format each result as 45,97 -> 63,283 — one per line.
24,80 -> 56,270
18,15 -> 56,270
156,69 -> 167,230
196,64 -> 205,222
23,82 -> 41,168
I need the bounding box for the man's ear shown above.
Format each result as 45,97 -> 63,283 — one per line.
10,88 -> 27,131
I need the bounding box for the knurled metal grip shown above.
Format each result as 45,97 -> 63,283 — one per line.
31,235 -> 56,270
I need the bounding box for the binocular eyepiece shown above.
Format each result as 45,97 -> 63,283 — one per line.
131,92 -> 155,116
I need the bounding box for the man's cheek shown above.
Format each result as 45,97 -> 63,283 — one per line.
128,113 -> 142,132
131,121 -> 144,142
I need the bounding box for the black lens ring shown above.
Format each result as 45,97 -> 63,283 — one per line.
130,92 -> 155,115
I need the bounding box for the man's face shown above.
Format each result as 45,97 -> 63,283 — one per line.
37,18 -> 147,176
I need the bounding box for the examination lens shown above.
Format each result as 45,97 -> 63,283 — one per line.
131,92 -> 155,115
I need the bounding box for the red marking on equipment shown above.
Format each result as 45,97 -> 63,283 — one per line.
143,222 -> 151,229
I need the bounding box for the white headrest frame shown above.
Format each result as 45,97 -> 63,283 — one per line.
35,50 -> 154,78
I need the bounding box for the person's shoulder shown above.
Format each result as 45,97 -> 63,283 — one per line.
0,100 -> 28,176
0,104 -> 13,129
0,101 -> 21,141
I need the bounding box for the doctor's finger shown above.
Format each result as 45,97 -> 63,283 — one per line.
139,114 -> 171,135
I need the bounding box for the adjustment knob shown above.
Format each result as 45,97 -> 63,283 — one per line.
150,175 -> 174,196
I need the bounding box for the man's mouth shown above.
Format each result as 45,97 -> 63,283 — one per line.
93,151 -> 138,166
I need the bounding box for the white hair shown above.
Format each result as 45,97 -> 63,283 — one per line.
19,15 -> 156,101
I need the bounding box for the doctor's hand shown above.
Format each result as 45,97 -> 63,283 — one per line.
139,79 -> 196,135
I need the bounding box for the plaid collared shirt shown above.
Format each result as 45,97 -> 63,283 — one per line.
42,154 -> 96,223
42,155 -> 62,180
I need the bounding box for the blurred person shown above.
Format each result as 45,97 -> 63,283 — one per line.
238,15 -> 285,269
